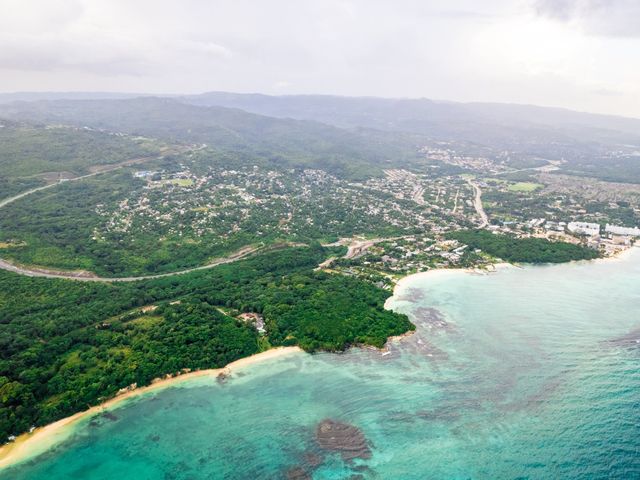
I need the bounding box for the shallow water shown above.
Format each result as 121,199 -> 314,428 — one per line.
3,251 -> 640,479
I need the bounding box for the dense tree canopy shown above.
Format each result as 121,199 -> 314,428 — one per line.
447,229 -> 600,263
0,246 -> 413,441
0,122 -> 159,201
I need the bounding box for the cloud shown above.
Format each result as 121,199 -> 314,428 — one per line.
533,0 -> 640,37
0,32 -> 153,75
0,1 -> 235,77
274,81 -> 292,89
591,87 -> 623,96
533,0 -> 576,21
0,0 -> 84,32
180,41 -> 233,60
0,0 -> 637,117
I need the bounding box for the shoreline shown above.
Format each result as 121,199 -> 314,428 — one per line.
387,244 -> 639,305
389,262 -> 514,299
0,346 -> 302,470
3,245 -> 637,471
595,243 -> 638,264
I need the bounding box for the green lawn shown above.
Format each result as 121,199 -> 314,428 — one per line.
166,178 -> 194,186
507,182 -> 543,192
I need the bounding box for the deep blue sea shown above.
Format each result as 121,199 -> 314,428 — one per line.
2,250 -> 639,479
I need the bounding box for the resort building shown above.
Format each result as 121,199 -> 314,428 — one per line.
567,221 -> 600,237
605,224 -> 640,237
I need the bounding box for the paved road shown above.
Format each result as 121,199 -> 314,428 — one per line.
342,235 -> 416,260
468,180 -> 489,228
0,150 -> 271,282
0,154 -> 163,209
451,188 -> 460,214
0,246 -> 263,282
0,183 -> 61,209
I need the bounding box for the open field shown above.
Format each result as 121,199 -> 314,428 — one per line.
508,182 -> 543,192
539,173 -> 640,202
0,241 -> 26,249
165,178 -> 194,187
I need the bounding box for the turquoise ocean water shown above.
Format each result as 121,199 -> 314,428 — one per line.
2,250 -> 639,479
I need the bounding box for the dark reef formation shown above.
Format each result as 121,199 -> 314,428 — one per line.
285,466 -> 312,480
283,418 -> 372,478
315,419 -> 371,461
606,327 -> 640,350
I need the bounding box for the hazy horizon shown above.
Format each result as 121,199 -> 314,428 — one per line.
1,0 -> 639,118
2,89 -> 640,122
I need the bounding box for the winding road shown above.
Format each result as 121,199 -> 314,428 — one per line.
0,153 -> 167,209
0,245 -> 265,282
0,151 -> 269,282
1,157 -> 492,282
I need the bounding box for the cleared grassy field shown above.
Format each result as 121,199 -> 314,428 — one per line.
166,178 -> 194,186
0,240 -> 26,249
508,182 -> 543,192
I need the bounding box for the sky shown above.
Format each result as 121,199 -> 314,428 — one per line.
0,0 -> 639,118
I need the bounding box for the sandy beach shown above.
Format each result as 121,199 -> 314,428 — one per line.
3,248 -> 636,472
390,244 -> 639,301
388,262 -> 515,301
0,346 -> 302,470
596,244 -> 639,264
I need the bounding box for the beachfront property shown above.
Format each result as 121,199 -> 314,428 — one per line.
526,218 -> 546,229
567,221 -> 600,237
544,221 -> 566,232
605,224 -> 640,237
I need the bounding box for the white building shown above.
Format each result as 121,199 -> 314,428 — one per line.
605,224 -> 640,237
133,170 -> 157,178
567,222 -> 600,237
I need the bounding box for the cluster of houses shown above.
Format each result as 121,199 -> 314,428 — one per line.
565,221 -> 640,242
567,222 -> 601,237
532,219 -> 639,255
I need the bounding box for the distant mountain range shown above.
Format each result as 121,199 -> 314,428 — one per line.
1,91 -> 639,182
183,92 -> 640,146
3,90 -> 639,142
0,96 -> 428,179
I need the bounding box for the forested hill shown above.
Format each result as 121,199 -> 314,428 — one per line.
5,93 -> 640,183
185,92 -> 640,144
447,230 -> 600,264
0,97 -> 424,180
0,246 -> 414,441
183,92 -> 640,184
0,121 -> 161,201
